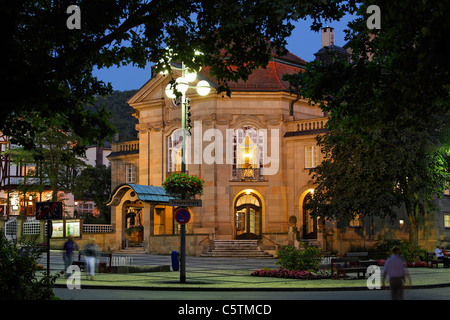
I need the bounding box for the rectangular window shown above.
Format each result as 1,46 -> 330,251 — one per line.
444,214 -> 450,228
305,146 -> 319,168
126,164 -> 135,183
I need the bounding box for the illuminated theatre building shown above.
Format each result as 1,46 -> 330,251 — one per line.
107,28 -> 450,256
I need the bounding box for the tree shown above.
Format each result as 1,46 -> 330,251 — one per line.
5,114 -> 87,203
2,0 -> 355,149
72,165 -> 112,223
284,0 -> 450,246
0,233 -> 59,300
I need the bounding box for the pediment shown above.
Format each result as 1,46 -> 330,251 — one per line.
127,70 -> 182,107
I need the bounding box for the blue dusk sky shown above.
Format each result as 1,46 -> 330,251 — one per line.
93,15 -> 356,92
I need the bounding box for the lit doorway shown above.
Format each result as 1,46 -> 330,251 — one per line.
234,192 -> 262,239
302,193 -> 317,240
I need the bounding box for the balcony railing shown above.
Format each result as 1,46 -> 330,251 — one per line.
111,140 -> 139,153
231,168 -> 264,181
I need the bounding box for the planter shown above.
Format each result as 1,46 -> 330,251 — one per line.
162,172 -> 204,199
125,226 -> 143,243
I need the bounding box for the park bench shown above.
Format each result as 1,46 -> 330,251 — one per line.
73,251 -> 113,273
345,251 -> 378,268
331,257 -> 368,280
426,252 -> 446,268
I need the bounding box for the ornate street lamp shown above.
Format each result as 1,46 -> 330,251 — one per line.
164,62 -> 210,172
162,58 -> 210,284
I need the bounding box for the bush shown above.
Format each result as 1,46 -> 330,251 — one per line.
0,231 -> 60,300
368,239 -> 426,262
276,244 -> 323,271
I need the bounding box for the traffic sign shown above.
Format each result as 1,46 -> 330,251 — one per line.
169,199 -> 202,207
174,208 -> 191,225
36,202 -> 63,220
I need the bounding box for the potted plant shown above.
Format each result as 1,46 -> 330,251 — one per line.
125,225 -> 144,243
162,172 -> 204,200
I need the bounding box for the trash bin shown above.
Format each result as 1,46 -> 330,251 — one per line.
171,251 -> 179,271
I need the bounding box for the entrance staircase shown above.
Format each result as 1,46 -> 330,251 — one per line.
201,240 -> 274,258
120,243 -> 146,254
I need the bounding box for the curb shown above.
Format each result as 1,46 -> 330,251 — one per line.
54,282 -> 450,292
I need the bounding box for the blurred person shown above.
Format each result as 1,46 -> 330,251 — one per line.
382,246 -> 411,300
62,236 -> 79,278
84,238 -> 99,280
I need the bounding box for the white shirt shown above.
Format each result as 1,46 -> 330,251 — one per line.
435,248 -> 444,258
384,254 -> 406,278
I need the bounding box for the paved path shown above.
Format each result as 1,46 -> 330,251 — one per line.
42,250 -> 450,300
54,286 -> 450,300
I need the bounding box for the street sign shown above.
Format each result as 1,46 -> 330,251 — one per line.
169,199 -> 202,207
174,208 -> 191,225
36,202 -> 63,220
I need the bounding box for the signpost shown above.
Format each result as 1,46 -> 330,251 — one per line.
174,207 -> 191,283
35,202 -> 62,284
169,199 -> 202,207
174,208 -> 191,225
36,201 -> 63,220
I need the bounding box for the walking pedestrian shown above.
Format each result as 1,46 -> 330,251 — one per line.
382,246 -> 411,300
84,238 -> 99,280
62,236 -> 78,278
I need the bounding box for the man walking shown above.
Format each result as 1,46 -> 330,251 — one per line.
382,246 -> 411,300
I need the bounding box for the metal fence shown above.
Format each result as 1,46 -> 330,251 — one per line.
3,218 -> 113,239
82,224 -> 113,233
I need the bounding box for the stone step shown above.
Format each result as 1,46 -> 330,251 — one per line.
201,252 -> 273,258
120,246 -> 146,254
201,240 -> 274,258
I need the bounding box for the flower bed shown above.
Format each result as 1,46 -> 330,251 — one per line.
377,259 -> 428,268
407,261 -> 427,268
251,268 -> 332,280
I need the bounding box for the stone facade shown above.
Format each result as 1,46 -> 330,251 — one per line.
107,51 -> 450,256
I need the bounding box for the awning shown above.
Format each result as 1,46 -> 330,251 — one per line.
106,183 -> 172,206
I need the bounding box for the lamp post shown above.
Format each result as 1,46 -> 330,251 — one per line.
164,61 -> 210,283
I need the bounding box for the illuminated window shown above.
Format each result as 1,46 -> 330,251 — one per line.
349,214 -> 362,227
232,126 -> 264,180
444,214 -> 450,228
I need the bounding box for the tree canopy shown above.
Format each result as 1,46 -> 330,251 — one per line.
284,0 -> 450,245
2,0 -> 356,149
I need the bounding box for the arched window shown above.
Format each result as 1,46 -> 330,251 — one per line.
167,129 -> 189,173
232,126 -> 264,181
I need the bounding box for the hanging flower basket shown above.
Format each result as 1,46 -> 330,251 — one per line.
162,172 -> 204,199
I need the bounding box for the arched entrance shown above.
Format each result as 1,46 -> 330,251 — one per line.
124,204 -> 143,245
302,191 -> 317,240
234,192 -> 262,239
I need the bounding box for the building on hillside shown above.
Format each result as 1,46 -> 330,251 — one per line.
107,27 -> 450,255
